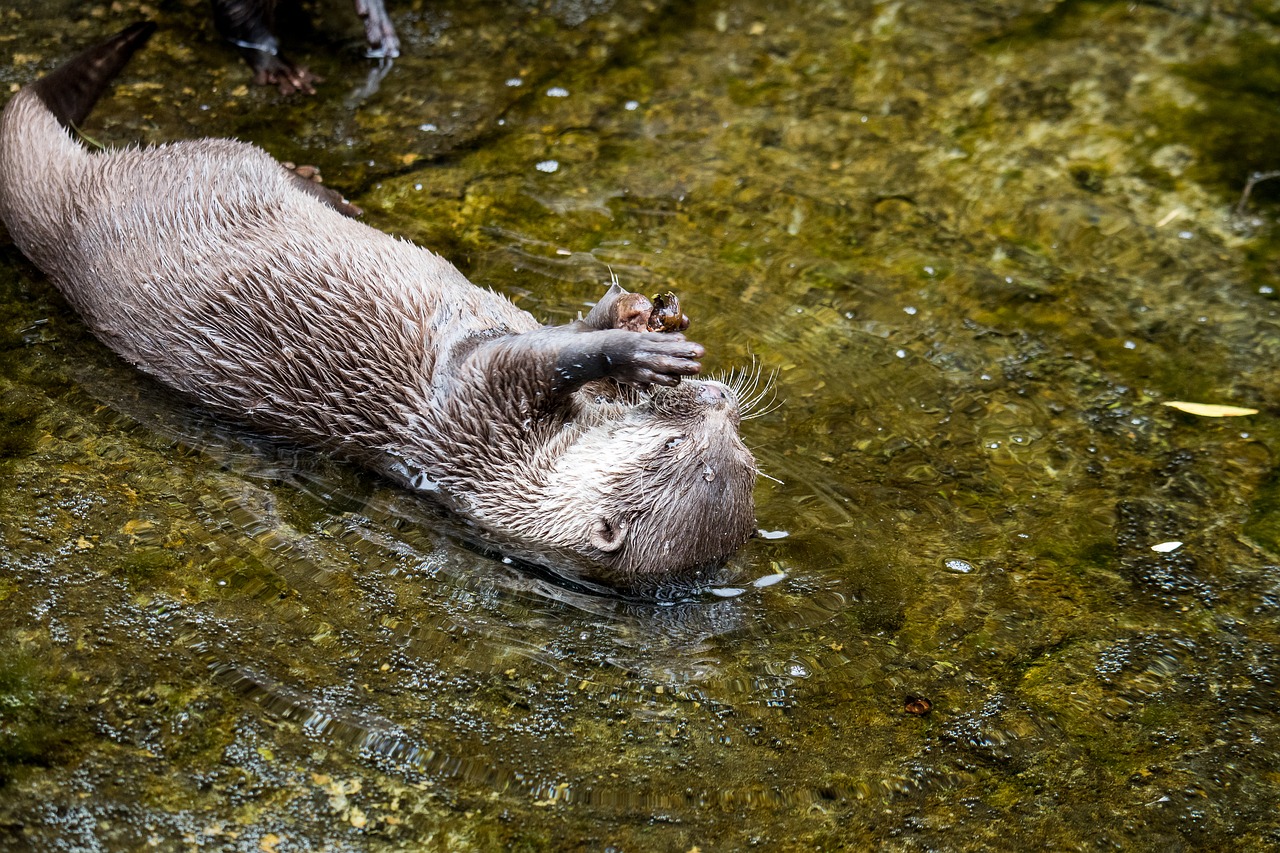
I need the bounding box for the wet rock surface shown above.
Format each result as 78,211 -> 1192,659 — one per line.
2,0 -> 1279,849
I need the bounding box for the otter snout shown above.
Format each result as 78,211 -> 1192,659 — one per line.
696,380 -> 734,407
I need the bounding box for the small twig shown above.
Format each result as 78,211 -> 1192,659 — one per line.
70,120 -> 105,151
1236,170 -> 1280,216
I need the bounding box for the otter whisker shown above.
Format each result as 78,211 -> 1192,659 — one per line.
741,399 -> 784,421
706,358 -> 782,421
737,368 -> 781,421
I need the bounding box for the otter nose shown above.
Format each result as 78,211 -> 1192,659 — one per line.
697,381 -> 731,406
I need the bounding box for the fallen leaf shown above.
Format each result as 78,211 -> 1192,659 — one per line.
1161,401 -> 1258,417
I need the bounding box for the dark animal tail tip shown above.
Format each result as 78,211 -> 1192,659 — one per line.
30,21 -> 158,133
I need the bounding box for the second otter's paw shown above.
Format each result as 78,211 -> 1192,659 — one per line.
250,53 -> 321,95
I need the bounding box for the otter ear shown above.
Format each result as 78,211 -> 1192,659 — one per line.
589,516 -> 629,552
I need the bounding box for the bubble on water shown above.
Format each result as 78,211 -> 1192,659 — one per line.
535,160 -> 560,173
944,558 -> 974,574
1150,541 -> 1183,553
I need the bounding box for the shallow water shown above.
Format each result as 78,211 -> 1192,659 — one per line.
2,0 -> 1279,849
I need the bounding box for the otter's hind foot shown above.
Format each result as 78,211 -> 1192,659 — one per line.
281,162 -> 362,217
583,283 -> 689,333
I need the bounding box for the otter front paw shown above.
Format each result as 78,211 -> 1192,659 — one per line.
612,332 -> 702,386
557,330 -> 703,389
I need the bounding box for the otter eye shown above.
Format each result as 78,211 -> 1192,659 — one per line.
665,436 -> 686,450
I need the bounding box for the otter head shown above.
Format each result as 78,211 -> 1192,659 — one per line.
540,378 -> 757,582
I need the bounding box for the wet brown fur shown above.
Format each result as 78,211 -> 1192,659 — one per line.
0,25 -> 757,583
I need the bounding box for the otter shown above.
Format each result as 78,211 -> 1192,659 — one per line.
0,24 -> 757,584
211,0 -> 399,94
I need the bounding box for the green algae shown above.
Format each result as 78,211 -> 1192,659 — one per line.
1167,32 -> 1280,199
1244,465 -> 1280,557
0,637 -> 86,783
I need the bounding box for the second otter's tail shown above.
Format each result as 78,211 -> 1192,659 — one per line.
30,22 -> 156,133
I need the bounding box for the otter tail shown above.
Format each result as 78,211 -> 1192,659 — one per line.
0,23 -> 155,268
30,22 -> 157,133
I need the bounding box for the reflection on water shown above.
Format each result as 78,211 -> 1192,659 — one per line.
2,0 -> 1279,849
